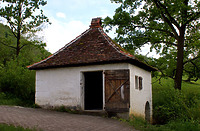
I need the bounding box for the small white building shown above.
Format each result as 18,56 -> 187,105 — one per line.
28,18 -> 156,122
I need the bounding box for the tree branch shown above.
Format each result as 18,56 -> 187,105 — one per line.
130,25 -> 176,38
19,44 -> 28,49
153,41 -> 177,46
152,0 -> 179,39
191,61 -> 200,71
183,69 -> 195,75
0,41 -> 16,49
156,0 -> 180,29
183,12 -> 200,27
183,56 -> 200,65
8,22 -> 17,38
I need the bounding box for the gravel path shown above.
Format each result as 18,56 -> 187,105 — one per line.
0,106 -> 135,131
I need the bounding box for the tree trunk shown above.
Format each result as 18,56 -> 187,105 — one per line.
174,34 -> 185,90
16,1 -> 22,57
16,35 -> 20,57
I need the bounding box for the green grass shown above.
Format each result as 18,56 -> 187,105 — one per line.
152,77 -> 200,92
126,116 -> 200,131
0,124 -> 37,131
56,105 -> 78,114
0,92 -> 22,106
0,92 -> 34,107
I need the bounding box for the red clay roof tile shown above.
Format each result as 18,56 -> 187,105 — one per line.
28,18 -> 156,71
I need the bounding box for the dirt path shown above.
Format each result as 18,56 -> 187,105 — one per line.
0,106 -> 134,131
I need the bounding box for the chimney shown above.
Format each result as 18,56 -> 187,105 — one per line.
90,17 -> 102,28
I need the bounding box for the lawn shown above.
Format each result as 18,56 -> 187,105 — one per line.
0,124 -> 37,131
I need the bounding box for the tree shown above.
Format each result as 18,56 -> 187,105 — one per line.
0,0 -> 50,57
0,23 -> 16,64
0,23 -> 51,102
104,0 -> 200,90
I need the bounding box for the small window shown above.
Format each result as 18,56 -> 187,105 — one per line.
135,76 -> 138,89
139,77 -> 143,90
135,75 -> 143,90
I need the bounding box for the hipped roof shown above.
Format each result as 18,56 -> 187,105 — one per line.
28,18 -> 157,71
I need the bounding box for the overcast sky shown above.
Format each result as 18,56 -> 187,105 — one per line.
39,0 -> 119,53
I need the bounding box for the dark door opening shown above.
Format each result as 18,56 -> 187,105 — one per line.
84,71 -> 103,110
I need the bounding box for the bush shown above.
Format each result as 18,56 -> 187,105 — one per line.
166,120 -> 200,131
0,59 -> 35,103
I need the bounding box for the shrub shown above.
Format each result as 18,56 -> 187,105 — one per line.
0,92 -> 22,105
0,59 -> 35,103
166,120 -> 200,131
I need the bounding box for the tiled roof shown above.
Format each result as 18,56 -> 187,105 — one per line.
28,18 -> 156,71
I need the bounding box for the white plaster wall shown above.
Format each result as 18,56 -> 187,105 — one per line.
35,63 -> 129,109
129,64 -> 152,121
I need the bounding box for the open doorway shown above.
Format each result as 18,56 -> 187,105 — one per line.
84,71 -> 103,110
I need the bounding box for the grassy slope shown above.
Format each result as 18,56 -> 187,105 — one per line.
0,124 -> 37,131
152,78 -> 200,92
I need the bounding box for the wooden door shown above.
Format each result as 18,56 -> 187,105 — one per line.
104,70 -> 130,112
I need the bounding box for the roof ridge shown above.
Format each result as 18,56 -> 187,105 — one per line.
97,28 -> 135,59
96,28 -> 157,71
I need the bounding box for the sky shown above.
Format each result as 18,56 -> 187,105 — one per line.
39,0 -> 120,53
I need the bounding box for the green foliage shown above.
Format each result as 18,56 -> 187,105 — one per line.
0,59 -> 35,102
0,23 -> 16,63
0,92 -> 22,106
153,78 -> 200,124
0,0 -> 49,34
0,23 -> 51,106
0,124 -> 37,131
124,78 -> 200,131
166,120 -> 200,131
32,103 -> 41,108
128,116 -> 200,131
128,115 -> 150,129
104,0 -> 200,52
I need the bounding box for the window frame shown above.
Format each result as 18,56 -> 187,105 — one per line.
135,75 -> 143,90
135,75 -> 139,89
